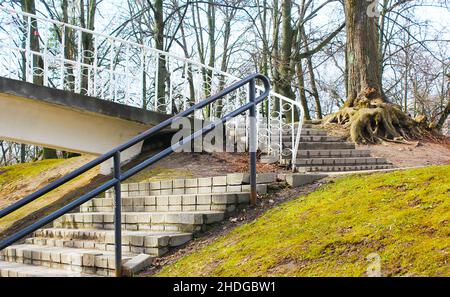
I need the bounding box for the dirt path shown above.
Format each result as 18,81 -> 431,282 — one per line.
360,141 -> 450,168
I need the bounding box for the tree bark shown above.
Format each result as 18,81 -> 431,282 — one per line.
344,0 -> 383,107
301,29 -> 322,119
436,99 -> 450,131
326,0 -> 424,143
296,61 -> 311,121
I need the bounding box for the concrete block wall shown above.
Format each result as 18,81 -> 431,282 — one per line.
104,173 -> 278,198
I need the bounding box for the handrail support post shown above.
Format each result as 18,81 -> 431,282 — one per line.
113,152 -> 122,277
249,79 -> 257,205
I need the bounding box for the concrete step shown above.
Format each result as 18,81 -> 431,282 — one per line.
0,244 -> 135,276
225,122 -> 319,131
273,149 -> 372,161
29,229 -> 192,256
296,164 -> 395,173
54,211 -> 226,233
267,150 -> 375,165
227,128 -> 327,137
0,260 -> 95,277
295,157 -> 388,166
297,149 -> 372,158
293,142 -> 356,150
82,193 -> 249,213
281,135 -> 342,142
303,120 -> 323,125
110,177 -> 269,198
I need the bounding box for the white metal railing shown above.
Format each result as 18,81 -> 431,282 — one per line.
0,6 -> 304,168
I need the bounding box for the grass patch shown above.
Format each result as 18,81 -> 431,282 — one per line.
0,156 -> 98,234
0,159 -> 67,191
157,165 -> 450,277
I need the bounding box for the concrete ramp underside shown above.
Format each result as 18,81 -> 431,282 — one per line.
0,78 -> 172,172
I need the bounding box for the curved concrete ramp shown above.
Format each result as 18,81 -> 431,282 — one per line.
0,77 -> 172,173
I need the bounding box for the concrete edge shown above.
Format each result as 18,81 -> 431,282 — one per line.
325,165 -> 431,176
122,254 -> 154,277
0,77 -> 172,127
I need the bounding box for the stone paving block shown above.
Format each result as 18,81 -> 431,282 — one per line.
257,184 -> 268,194
182,195 -> 196,205
156,205 -> 169,211
123,254 -> 153,276
205,213 -> 225,224
172,188 -> 185,195
71,254 -> 82,266
125,214 -> 138,224
198,177 -> 212,187
168,205 -> 182,211
182,205 -> 196,211
160,189 -> 173,195
198,186 -> 212,194
168,195 -> 181,205
212,176 -> 227,186
138,183 -> 150,191
185,178 -> 198,188
95,256 -> 109,269
133,197 -> 145,207
185,188 -> 198,194
197,194 -> 212,204
227,173 -> 247,185
150,181 -> 161,190
145,196 -> 156,206
173,179 -> 185,188
160,180 -> 173,190
212,194 -> 236,204
256,173 -> 277,184
196,204 -> 211,211
227,185 -> 242,192
82,254 -> 99,267
212,186 -> 227,193
137,213 -> 150,224
128,183 -> 139,191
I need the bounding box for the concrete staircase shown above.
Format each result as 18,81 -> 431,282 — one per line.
261,122 -> 394,173
0,173 -> 276,277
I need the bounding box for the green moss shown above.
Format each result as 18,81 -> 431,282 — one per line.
0,157 -> 99,234
157,165 -> 450,277
0,159 -> 67,188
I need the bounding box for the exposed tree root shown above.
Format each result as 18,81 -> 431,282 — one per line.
324,102 -> 429,144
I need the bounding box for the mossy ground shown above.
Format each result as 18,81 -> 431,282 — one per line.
0,157 -> 189,235
0,159 -> 67,190
0,157 -> 99,234
157,166 -> 450,277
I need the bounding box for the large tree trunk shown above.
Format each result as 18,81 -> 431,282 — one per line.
279,0 -> 295,100
325,0 -> 424,143
344,0 -> 383,107
436,99 -> 450,131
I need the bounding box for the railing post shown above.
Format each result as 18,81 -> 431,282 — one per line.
249,79 -> 257,205
113,152 -> 122,277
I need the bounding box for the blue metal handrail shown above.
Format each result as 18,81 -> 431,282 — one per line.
0,73 -> 270,276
